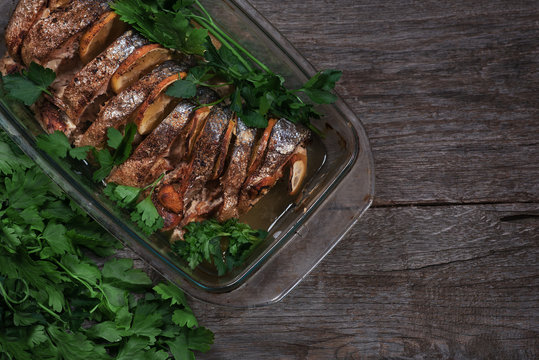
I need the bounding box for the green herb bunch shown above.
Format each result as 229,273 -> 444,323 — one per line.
111,0 -> 342,132
172,218 -> 267,276
0,130 -> 213,359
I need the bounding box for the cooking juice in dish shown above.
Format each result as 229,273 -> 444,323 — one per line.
239,134 -> 326,232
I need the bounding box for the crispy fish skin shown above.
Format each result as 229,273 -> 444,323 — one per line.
107,87 -> 221,190
0,54 -> 23,76
76,61 -> 185,149
60,31 -> 148,123
217,119 -> 257,221
107,100 -> 197,188
34,99 -> 76,138
238,119 -> 310,213
182,106 -> 234,214
167,87 -> 220,165
5,0 -> 47,63
21,0 -> 109,69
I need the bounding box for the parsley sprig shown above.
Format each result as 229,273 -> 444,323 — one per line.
93,123 -> 138,182
172,218 -> 267,276
111,0 -> 342,130
105,175 -> 165,235
0,129 -> 213,359
1,62 -> 55,106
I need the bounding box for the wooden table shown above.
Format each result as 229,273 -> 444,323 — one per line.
186,1 -> 539,358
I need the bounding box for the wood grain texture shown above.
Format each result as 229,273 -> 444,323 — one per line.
248,0 -> 539,206
191,204 -> 538,360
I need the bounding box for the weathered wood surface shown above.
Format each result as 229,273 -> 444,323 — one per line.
185,0 -> 539,359
191,204 -> 538,359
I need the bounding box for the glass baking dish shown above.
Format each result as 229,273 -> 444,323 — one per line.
0,0 -> 374,307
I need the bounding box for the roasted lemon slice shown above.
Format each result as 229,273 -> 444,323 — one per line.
134,71 -> 187,135
79,11 -> 128,64
111,44 -> 173,94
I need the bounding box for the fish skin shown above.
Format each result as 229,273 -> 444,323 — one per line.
181,105 -> 234,225
107,100 -> 197,188
21,0 -> 109,68
5,0 -> 48,63
217,119 -> 257,221
61,31 -> 149,123
238,118 -> 310,213
76,61 -> 185,149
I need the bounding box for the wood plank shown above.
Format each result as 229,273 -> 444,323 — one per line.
189,204 -> 538,359
248,0 -> 539,205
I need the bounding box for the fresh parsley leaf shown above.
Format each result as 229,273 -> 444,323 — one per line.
172,218 -> 266,275
111,0 -> 208,55
92,148 -> 114,182
153,282 -> 189,307
1,62 -> 56,106
185,327 -> 215,352
172,309 -> 198,328
4,167 -> 55,209
102,258 -> 152,288
66,226 -> 122,257
0,141 -> 34,175
48,325 -> 109,360
36,130 -> 71,158
302,69 -> 343,91
42,222 -> 73,256
68,146 -> 92,160
86,321 -> 126,342
25,62 -> 57,89
107,127 -> 124,149
93,123 -> 137,181
115,336 -> 153,360
130,302 -> 164,341
166,79 -> 198,98
104,175 -> 164,236
239,109 -> 268,128
36,129 -> 90,162
61,254 -> 101,288
2,74 -> 44,106
104,182 -> 142,208
131,195 -> 164,234
23,61 -> 56,89
112,122 -> 138,165
301,88 -> 338,104
300,69 -> 342,104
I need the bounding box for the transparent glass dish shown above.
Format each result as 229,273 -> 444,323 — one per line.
0,0 -> 374,307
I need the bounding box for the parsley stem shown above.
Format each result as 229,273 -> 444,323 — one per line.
53,259 -> 97,296
212,24 -> 271,73
193,1 -> 271,72
191,15 -> 254,72
143,173 -> 165,194
195,81 -> 233,88
193,0 -> 213,23
38,302 -> 66,324
0,283 -> 15,311
89,301 -> 101,314
0,279 -> 30,305
195,95 -> 229,110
